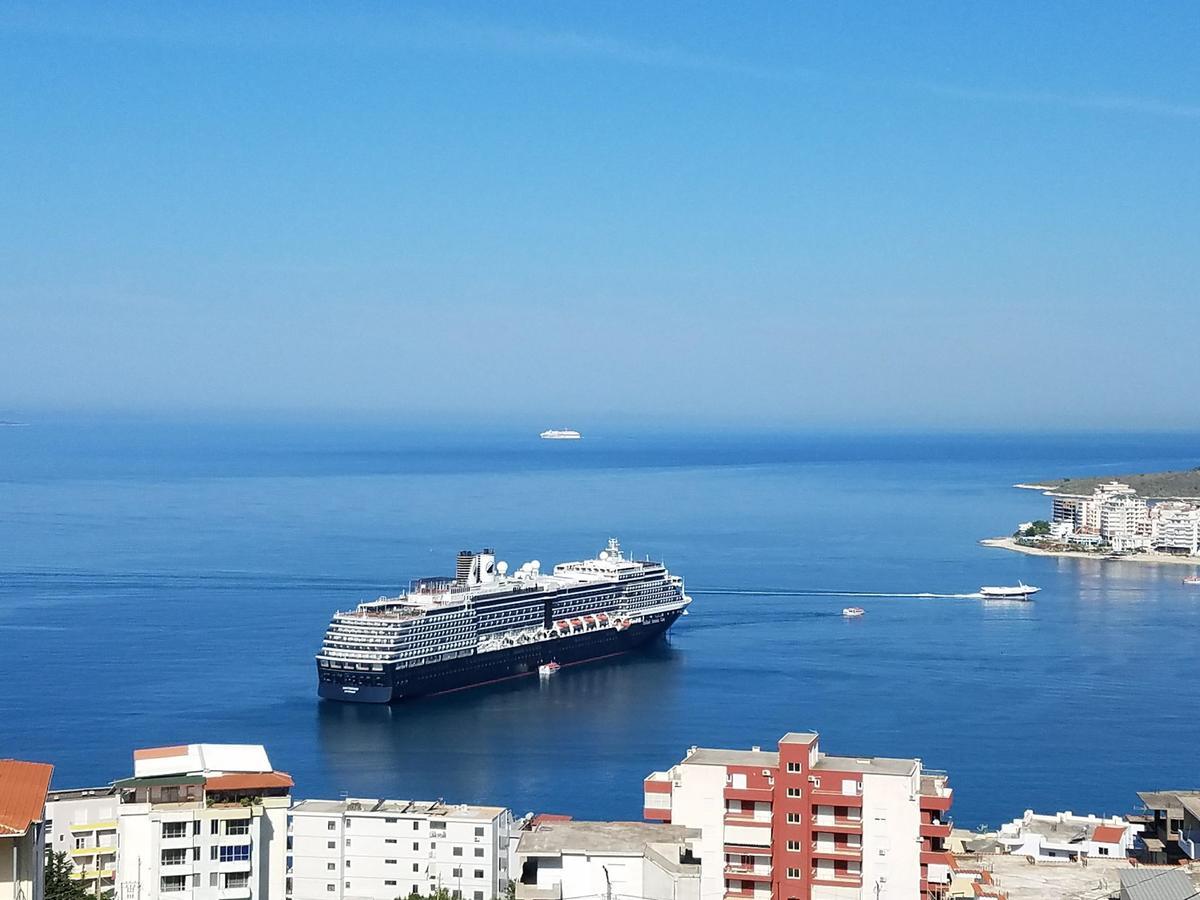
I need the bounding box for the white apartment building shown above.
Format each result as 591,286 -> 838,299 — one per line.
44,786 -> 120,895
0,759 -> 53,900
515,820 -> 700,900
289,799 -> 514,900
996,811 -> 1138,862
1098,496 -> 1151,551
1151,503 -> 1200,555
113,743 -> 291,900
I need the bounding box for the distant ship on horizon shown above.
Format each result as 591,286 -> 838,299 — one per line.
540,428 -> 581,440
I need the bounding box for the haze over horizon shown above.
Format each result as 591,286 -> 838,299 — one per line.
3,2 -> 1198,429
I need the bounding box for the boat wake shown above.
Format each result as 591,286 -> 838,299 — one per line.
693,589 -> 984,600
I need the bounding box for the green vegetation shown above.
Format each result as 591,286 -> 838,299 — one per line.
45,851 -> 111,900
1038,468 -> 1200,499
1015,520 -> 1052,538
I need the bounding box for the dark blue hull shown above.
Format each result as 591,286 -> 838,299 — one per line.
318,609 -> 682,703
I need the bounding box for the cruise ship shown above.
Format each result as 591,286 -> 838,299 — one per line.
316,539 -> 690,703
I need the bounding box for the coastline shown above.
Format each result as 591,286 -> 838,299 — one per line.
981,536 -> 1200,567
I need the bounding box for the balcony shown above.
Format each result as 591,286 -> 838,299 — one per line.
811,868 -> 862,888
724,786 -> 773,803
723,843 -> 771,856
811,842 -> 861,861
810,789 -> 863,806
724,864 -> 772,882
921,820 -> 952,840
515,885 -> 563,900
723,812 -> 771,826
810,814 -> 862,832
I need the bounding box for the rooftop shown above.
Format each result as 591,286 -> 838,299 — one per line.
683,747 -> 780,768
814,754 -> 917,777
517,821 -> 698,857
291,798 -> 507,820
47,786 -> 117,802
1118,867 -> 1198,900
133,743 -> 273,779
0,759 -> 54,837
1137,790 -> 1200,813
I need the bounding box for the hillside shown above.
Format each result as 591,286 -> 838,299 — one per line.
1036,468 -> 1200,499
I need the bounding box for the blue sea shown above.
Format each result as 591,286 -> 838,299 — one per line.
2,422 -> 1198,829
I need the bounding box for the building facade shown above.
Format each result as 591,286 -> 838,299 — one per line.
289,799 -> 514,900
44,786 -> 120,895
0,759 -> 54,900
643,732 -> 953,900
1043,481 -> 1200,555
995,810 -> 1137,861
112,743 -> 291,900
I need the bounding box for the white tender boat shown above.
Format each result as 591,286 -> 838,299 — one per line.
538,661 -> 561,676
842,607 -> 865,618
980,582 -> 1040,601
1184,575 -> 1200,586
540,429 -> 581,440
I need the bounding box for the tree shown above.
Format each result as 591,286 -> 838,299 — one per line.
1022,520 -> 1051,537
399,889 -> 454,900
44,851 -> 92,900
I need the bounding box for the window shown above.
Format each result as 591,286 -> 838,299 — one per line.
787,788 -> 801,798
327,863 -> 335,871
162,822 -> 188,839
474,893 -> 484,900
327,841 -> 336,849
386,881 -> 397,887
211,847 -> 218,861
787,868 -> 801,880
161,786 -> 180,803
328,821 -> 337,831
453,847 -> 463,857
218,845 -> 251,863
385,859 -> 396,865
211,820 -> 220,835
386,818 -> 398,824
452,868 -> 463,878
193,820 -> 200,836
161,848 -> 187,866
413,821 -> 420,830
226,819 -> 250,836
413,842 -> 419,851
787,762 -> 801,773
224,873 -> 249,890
413,864 -> 419,873
412,887 -> 420,895
75,836 -> 88,850
474,827 -> 485,837
210,874 -> 218,888
786,813 -> 800,824
160,876 -> 186,893
474,870 -> 483,879
474,848 -> 484,858
346,819 -> 352,829
345,839 -> 351,847
787,840 -> 800,851
386,838 -> 397,844
1099,847 -> 1110,856
326,886 -> 335,893
346,861 -> 351,869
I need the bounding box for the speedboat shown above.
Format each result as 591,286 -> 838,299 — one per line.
538,661 -> 561,677
1184,575 -> 1200,586
842,607 -> 865,618
980,582 -> 1040,601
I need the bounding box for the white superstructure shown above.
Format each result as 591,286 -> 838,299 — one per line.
289,799 -> 514,900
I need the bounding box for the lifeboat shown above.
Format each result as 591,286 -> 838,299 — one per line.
538,661 -> 561,677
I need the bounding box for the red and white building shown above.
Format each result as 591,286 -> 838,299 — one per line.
643,732 -> 953,900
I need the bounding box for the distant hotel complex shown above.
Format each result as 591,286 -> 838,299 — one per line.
1022,481 -> 1200,555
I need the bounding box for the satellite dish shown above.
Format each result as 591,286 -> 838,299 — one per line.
599,551 -> 609,560
530,560 -> 540,571
497,561 -> 509,575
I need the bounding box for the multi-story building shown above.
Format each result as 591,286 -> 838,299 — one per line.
1151,503 -> 1200,555
0,758 -> 54,900
44,785 -> 120,895
515,820 -> 700,900
643,732 -> 953,900
289,798 -> 514,900
113,743 -> 292,900
1098,496 -> 1151,550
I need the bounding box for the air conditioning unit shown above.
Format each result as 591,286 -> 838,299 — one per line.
761,770 -> 771,777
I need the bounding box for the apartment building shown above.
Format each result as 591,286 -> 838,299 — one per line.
1,759 -> 54,900
44,785 -> 120,895
113,743 -> 291,900
289,798 -> 514,900
1151,503 -> 1200,555
643,731 -> 953,900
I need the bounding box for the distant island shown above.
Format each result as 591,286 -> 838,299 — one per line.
983,469 -> 1200,566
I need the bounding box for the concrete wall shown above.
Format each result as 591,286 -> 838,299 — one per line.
0,829 -> 44,900
859,771 -> 920,900
670,764 -> 727,900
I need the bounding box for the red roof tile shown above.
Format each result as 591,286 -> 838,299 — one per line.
1092,824 -> 1126,844
204,772 -> 293,791
0,760 -> 54,837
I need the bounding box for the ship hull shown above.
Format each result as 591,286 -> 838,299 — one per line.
318,609 -> 682,704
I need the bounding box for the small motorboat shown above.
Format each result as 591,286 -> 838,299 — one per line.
842,607 -> 865,618
1184,575 -> 1200,586
538,661 -> 561,677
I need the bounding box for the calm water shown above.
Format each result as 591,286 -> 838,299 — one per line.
2,422 -> 1198,828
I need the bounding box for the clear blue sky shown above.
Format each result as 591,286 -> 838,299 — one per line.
2,2 -> 1197,428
